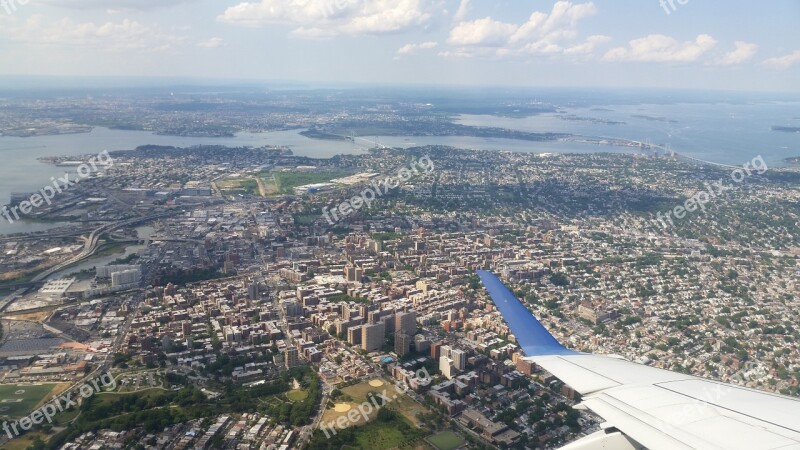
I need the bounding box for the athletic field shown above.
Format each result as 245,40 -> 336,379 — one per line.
0,383 -> 60,418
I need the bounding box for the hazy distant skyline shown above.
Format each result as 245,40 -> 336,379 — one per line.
1,1 -> 799,91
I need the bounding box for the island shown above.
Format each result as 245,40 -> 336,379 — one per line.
772,126 -> 800,133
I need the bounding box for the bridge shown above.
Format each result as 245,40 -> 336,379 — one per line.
672,152 -> 744,170
611,137 -> 743,170
349,135 -> 391,150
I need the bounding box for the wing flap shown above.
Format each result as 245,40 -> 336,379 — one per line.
530,354 -> 694,395
584,384 -> 800,450
657,379 -> 800,435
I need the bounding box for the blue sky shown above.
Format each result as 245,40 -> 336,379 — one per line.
0,0 -> 798,91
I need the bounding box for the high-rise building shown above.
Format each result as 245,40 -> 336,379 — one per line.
395,333 -> 411,356
395,310 -> 417,335
347,326 -> 363,346
111,269 -> 141,287
362,322 -> 385,352
431,341 -> 443,359
439,355 -> 455,379
247,283 -> 260,300
451,349 -> 466,370
368,239 -> 383,253
285,347 -> 299,368
96,264 -> 141,278
380,314 -> 396,334
414,334 -> 431,354
342,305 -> 353,321
516,359 -> 536,376
284,301 -> 303,317
359,304 -> 378,318
344,265 -> 363,282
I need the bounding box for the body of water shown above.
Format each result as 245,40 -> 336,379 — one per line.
2,101 -> 797,235
0,127 -> 357,208
456,101 -> 800,168
46,244 -> 147,280
0,220 -> 75,236
0,127 -> 356,235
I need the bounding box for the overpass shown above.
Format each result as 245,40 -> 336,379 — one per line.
31,211 -> 176,283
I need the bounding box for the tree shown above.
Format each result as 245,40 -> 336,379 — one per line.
211,335 -> 222,351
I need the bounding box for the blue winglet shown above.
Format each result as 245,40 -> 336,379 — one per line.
477,270 -> 578,357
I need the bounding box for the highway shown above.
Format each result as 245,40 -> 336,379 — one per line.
31,211 -> 176,283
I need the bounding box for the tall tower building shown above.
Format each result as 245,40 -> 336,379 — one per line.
361,322 -> 386,352
395,310 -> 417,335
395,333 -> 411,356
451,349 -> 466,370
285,347 -> 299,368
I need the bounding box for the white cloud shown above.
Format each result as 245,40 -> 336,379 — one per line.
453,0 -> 470,21
198,37 -> 225,48
448,17 -> 517,47
0,15 -> 184,51
763,50 -> 800,69
37,0 -> 199,10
444,1 -> 603,58
396,41 -> 438,56
604,34 -> 718,63
510,1 -> 597,45
717,41 -> 758,66
218,0 -> 434,37
564,35 -> 611,55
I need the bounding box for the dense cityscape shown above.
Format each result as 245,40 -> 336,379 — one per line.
1,1 -> 800,449
0,100 -> 798,448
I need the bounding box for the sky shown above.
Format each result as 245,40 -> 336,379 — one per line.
0,0 -> 799,91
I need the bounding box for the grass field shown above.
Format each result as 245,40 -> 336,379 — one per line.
427,431 -> 466,450
0,383 -> 60,418
263,171 -> 350,195
342,378 -> 386,401
343,378 -> 428,425
387,391 -> 428,427
321,378 -> 384,427
321,378 -> 431,431
287,389 -> 309,402
93,388 -> 167,408
218,178 -> 260,196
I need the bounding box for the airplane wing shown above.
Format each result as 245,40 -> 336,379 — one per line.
478,270 -> 800,450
